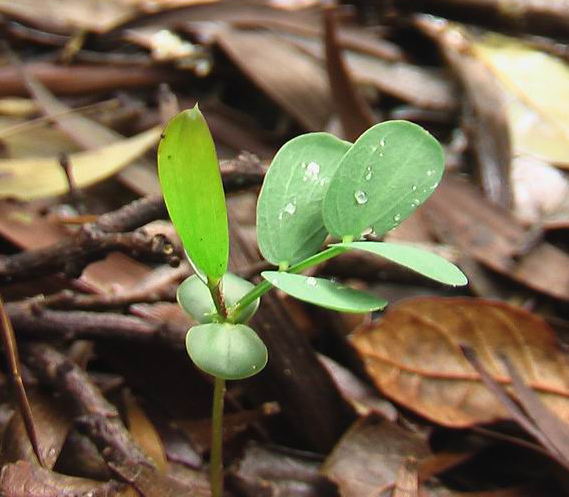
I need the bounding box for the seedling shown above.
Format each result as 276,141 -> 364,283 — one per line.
158,106 -> 467,496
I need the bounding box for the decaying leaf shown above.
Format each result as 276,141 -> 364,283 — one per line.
124,390 -> 168,473
0,127 -> 160,200
351,297 -> 569,428
214,27 -> 332,131
425,176 -> 569,301
322,416 -> 431,497
472,33 -> 569,168
0,0 -> 137,33
0,460 -> 122,497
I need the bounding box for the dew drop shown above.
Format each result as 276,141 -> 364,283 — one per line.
411,198 -> 420,207
354,190 -> 368,204
411,185 -> 417,192
379,138 -> 386,147
284,202 -> 296,215
364,167 -> 373,181
305,161 -> 320,179
306,276 -> 317,287
427,169 -> 434,176
271,278 -> 278,285
393,214 -> 401,223
278,212 -> 284,221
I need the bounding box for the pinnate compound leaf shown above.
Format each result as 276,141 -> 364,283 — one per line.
177,272 -> 259,324
323,121 -> 444,240
257,133 -> 350,266
262,271 -> 386,313
186,323 -> 267,380
352,297 -> 569,427
158,106 -> 228,282
334,241 -> 467,286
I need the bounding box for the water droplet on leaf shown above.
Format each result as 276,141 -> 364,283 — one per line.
284,202 -> 296,215
354,190 -> 368,204
379,138 -> 386,147
305,161 -> 320,180
393,214 -> 401,223
412,185 -> 417,192
306,276 -> 317,287
364,167 -> 373,181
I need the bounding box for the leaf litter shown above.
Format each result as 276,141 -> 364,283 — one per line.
1,1 -> 569,495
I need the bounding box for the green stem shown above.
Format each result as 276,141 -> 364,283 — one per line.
227,245 -> 348,322
210,376 -> 226,497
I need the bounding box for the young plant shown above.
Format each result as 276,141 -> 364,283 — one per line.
158,106 -> 467,496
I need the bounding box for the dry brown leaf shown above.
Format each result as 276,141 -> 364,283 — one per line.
352,297 -> 569,428
0,0 -> 138,33
425,176 -> 569,301
0,460 -> 121,497
0,390 -> 71,468
0,126 -> 160,200
22,68 -> 161,196
215,27 -> 332,131
124,390 -> 168,473
322,416 -> 431,497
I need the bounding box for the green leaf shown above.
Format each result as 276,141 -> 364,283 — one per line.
322,121 -> 444,240
186,323 -> 268,380
177,272 -> 260,324
262,271 -> 387,313
158,106 -> 228,282
334,241 -> 468,286
257,133 -> 351,266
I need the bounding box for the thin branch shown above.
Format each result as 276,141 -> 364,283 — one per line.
0,294 -> 45,467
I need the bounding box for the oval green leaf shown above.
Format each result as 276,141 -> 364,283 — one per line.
186,323 -> 268,380
177,272 -> 260,324
262,271 -> 387,313
257,133 -> 351,266
158,106 -> 228,282
322,121 -> 444,240
334,241 -> 468,286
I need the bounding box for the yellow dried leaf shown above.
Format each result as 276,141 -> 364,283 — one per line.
0,127 -> 160,200
473,33 -> 569,167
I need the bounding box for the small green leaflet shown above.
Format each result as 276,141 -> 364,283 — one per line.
334,241 -> 468,286
322,121 -> 444,240
178,273 -> 260,324
262,271 -> 387,313
186,323 -> 268,380
257,133 -> 350,266
158,106 -> 228,283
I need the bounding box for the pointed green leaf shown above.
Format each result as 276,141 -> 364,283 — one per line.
186,323 -> 268,380
262,271 -> 386,313
323,121 -> 444,240
334,241 -> 468,286
257,133 -> 351,266
158,106 -> 228,282
177,272 -> 260,324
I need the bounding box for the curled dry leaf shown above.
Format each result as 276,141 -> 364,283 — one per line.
351,297 -> 569,428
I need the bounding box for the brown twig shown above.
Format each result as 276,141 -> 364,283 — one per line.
0,224 -> 179,284
21,342 -> 203,496
6,302 -> 186,345
0,294 -> 45,467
